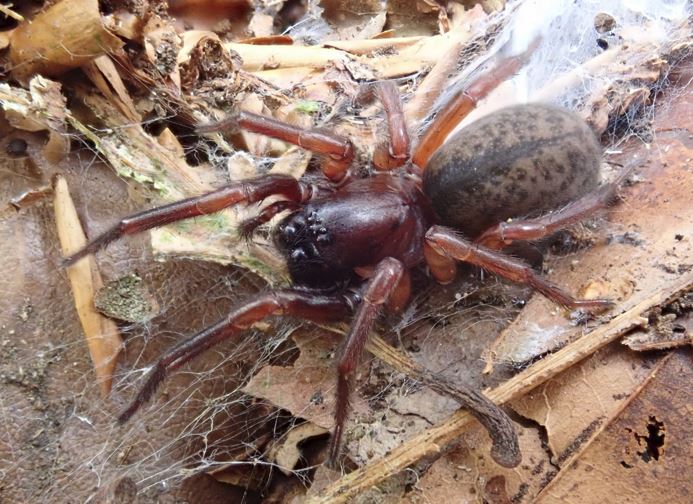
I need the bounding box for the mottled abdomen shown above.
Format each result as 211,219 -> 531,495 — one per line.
422,104 -> 602,237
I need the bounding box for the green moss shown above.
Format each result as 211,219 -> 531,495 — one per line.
294,100 -> 322,115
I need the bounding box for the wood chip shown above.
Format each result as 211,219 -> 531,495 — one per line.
53,176 -> 122,398
9,0 -> 123,83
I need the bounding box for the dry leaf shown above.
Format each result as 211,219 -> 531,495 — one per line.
509,342 -> 661,462
320,0 -> 386,40
243,328 -> 371,433
270,422 -> 329,474
403,424 -> 551,503
386,0 -> 441,36
535,351 -> 691,503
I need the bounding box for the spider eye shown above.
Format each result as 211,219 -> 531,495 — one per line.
290,248 -> 308,262
283,224 -> 297,237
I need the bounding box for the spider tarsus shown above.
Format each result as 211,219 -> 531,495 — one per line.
116,405 -> 136,425
62,248 -> 89,267
117,363 -> 167,424
327,433 -> 343,469
195,111 -> 241,136
62,227 -> 122,267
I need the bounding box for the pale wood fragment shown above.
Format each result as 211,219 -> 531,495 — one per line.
53,176 -> 122,398
9,0 -> 122,82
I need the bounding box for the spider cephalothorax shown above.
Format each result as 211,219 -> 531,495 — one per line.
64,51 -> 624,469
274,175 -> 435,286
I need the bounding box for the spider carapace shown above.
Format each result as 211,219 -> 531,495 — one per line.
64,52 -> 624,468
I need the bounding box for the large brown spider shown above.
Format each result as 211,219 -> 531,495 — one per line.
64,48 -> 622,467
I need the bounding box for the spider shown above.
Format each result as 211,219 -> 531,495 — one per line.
64,49 -> 622,468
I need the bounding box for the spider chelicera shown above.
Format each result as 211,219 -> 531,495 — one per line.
64,48 -> 622,468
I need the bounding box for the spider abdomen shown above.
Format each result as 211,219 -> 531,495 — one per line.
422,103 -> 602,237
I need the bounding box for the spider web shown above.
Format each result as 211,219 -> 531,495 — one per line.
0,0 -> 690,502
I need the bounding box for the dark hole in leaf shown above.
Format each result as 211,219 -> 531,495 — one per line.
637,416 -> 665,462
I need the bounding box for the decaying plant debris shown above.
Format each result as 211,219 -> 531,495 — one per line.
0,0 -> 691,502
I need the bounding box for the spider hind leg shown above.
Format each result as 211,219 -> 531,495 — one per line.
425,226 -> 613,311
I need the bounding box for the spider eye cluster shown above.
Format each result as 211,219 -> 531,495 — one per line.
306,211 -> 332,244
274,209 -> 340,286
275,211 -> 332,252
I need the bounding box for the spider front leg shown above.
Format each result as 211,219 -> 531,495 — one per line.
330,257 -> 407,463
117,289 -> 352,423
197,111 -> 354,183
371,81 -> 410,171
63,174 -> 312,265
412,40 -> 539,169
425,226 -> 613,310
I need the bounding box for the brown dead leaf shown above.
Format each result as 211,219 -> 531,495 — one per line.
320,0 -> 386,40
209,466 -> 269,493
535,351 -> 691,503
403,423 -> 552,503
386,0 -> 441,36
509,341 -> 661,463
0,29 -> 13,49
243,327 -> 371,440
269,422 -> 329,474
9,184 -> 53,210
169,0 -> 252,35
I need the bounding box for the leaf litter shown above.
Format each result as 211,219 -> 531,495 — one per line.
0,0 -> 690,502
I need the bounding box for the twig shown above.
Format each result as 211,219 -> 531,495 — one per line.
307,272 -> 692,503
365,335 -> 520,468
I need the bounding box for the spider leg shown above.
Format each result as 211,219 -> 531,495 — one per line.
63,174 -> 311,266
412,40 -> 539,169
372,81 -> 410,171
197,111 -> 354,183
117,289 -> 351,424
330,257 -> 406,464
425,226 -> 613,310
477,170 -> 628,249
